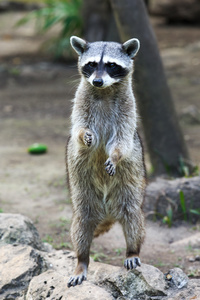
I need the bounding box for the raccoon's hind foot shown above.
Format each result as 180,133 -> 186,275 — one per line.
67,262 -> 87,287
104,158 -> 116,176
124,256 -> 141,270
67,272 -> 86,287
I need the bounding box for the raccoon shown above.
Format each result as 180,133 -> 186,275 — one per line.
66,36 -> 146,287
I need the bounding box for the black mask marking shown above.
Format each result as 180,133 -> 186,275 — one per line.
82,44 -> 128,80
82,62 -> 97,78
105,63 -> 128,78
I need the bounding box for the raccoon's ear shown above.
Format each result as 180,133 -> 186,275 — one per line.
122,38 -> 140,59
70,36 -> 88,56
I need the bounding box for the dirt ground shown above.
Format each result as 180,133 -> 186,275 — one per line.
0,12 -> 200,278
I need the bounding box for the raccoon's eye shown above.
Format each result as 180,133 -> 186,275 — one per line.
88,62 -> 97,68
107,62 -> 117,68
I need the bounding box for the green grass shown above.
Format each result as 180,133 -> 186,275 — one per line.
42,234 -> 54,243
54,241 -> 72,250
179,190 -> 187,221
190,208 -> 200,216
154,261 -> 167,268
179,190 -> 200,222
187,269 -> 200,278
114,248 -> 125,256
186,243 -> 193,252
90,252 -> 108,262
162,206 -> 173,227
9,68 -> 21,76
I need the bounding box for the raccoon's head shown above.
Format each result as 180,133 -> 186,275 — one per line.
70,36 -> 140,89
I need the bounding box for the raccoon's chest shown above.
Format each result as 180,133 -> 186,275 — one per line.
87,101 -> 117,146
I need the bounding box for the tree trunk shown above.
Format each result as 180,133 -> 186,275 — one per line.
82,0 -> 111,42
110,0 -> 190,176
82,0 -> 120,42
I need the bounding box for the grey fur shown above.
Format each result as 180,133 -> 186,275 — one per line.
66,36 -> 146,288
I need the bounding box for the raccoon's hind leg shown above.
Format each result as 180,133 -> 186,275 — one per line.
120,205 -> 145,270
68,210 -> 96,287
67,254 -> 88,287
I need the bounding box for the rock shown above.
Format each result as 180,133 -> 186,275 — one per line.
0,213 -> 45,250
27,270 -> 113,300
0,244 -> 47,299
94,263 -> 167,299
165,268 -> 188,289
0,213 -> 199,299
188,257 -> 196,262
66,281 -> 113,300
26,253 -> 168,300
145,177 -> 200,223
25,252 -> 200,300
0,245 -> 196,300
167,279 -> 200,300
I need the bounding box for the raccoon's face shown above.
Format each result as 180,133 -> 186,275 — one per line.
70,36 -> 140,89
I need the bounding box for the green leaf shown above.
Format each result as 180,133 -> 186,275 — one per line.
16,0 -> 83,59
179,190 -> 187,221
190,209 -> 200,216
43,15 -> 63,30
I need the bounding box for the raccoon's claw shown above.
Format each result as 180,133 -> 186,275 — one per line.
104,159 -> 116,176
124,257 -> 141,270
67,273 -> 87,288
84,132 -> 93,147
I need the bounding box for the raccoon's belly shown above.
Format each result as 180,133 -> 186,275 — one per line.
88,148 -> 117,211
89,147 -> 110,187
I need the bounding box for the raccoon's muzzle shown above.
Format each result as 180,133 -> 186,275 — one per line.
93,78 -> 103,87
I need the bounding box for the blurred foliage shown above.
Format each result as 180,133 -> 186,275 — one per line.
16,0 -> 83,59
14,0 -> 45,3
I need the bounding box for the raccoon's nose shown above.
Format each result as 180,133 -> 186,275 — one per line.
93,78 -> 103,87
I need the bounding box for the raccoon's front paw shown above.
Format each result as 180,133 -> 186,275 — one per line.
83,131 -> 93,147
104,158 -> 116,176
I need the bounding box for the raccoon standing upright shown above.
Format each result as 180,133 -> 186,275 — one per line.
66,36 -> 146,287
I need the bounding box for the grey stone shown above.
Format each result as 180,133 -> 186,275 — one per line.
0,213 -> 44,250
166,268 -> 188,289
188,256 -> 196,262
0,244 -> 198,300
0,214 -> 198,300
26,270 -> 113,300
0,244 -> 47,299
167,279 -> 200,300
93,263 -> 167,299
26,255 -> 168,300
